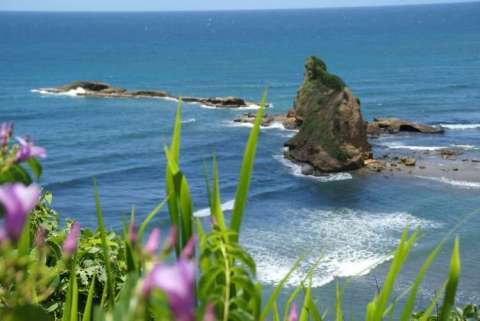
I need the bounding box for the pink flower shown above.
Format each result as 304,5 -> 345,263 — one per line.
15,137 -> 46,163
128,220 -> 138,245
143,259 -> 196,321
0,183 -> 41,241
288,303 -> 298,321
144,228 -> 160,256
0,122 -> 13,148
181,235 -> 197,259
63,222 -> 80,257
203,303 -> 216,321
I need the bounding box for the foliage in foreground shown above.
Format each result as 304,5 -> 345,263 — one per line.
0,100 -> 479,321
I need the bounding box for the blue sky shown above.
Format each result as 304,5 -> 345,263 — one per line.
0,0 -> 475,11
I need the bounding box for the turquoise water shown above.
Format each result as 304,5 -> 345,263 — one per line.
1,2 -> 480,313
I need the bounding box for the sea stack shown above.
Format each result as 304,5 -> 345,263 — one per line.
284,56 -> 371,173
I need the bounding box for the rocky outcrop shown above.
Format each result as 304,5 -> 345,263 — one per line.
34,81 -> 264,108
284,56 -> 371,173
367,118 -> 444,135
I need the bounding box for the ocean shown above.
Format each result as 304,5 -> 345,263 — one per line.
1,2 -> 479,313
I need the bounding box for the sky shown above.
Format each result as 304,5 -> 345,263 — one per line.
0,0 -> 476,12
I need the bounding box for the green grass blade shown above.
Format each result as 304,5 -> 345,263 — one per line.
230,89 -> 267,242
336,281 -> 343,321
70,275 -> 78,321
399,237 -> 447,321
93,179 -> 115,308
418,284 -> 446,321
299,285 -> 311,321
170,100 -> 182,162
82,277 -> 96,321
260,254 -> 302,321
438,237 -> 461,321
370,229 -> 418,321
138,196 -> 169,240
211,157 -> 226,229
165,101 -> 182,256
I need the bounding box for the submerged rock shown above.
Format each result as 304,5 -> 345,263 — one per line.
367,118 -> 444,135
34,81 -> 263,108
284,56 -> 371,173
233,113 -> 298,129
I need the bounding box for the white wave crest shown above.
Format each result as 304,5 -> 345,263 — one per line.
193,199 -> 235,218
440,124 -> 480,130
274,155 -> 353,182
32,87 -> 86,97
416,176 -> 480,189
181,118 -> 196,124
381,142 -> 444,151
244,208 -> 440,287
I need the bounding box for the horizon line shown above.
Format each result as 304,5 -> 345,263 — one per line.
0,0 -> 479,13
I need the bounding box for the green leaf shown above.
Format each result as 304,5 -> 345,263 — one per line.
0,164 -> 32,185
230,89 -> 267,242
17,216 -> 31,256
439,237 -> 461,321
26,158 -> 42,180
93,179 -> 115,308
1,305 -> 53,321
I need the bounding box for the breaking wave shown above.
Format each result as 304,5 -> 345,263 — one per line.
274,155 -> 353,182
243,208 -> 441,287
193,199 -> 235,218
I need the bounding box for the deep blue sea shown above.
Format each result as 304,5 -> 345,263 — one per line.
1,2 -> 480,314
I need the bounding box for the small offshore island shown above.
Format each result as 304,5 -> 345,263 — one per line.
34,81 -> 265,108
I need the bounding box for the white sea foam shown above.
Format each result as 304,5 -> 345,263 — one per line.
416,176 -> 480,189
193,199 -> 235,218
274,155 -> 353,182
181,118 -> 196,124
243,208 -> 440,287
32,87 -> 86,97
381,142 -> 477,151
381,142 -> 444,151
226,120 -> 299,132
440,124 -> 480,130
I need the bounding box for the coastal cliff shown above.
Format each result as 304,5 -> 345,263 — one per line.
284,56 -> 371,173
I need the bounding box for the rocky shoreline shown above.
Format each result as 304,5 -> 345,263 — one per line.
34,81 -> 266,109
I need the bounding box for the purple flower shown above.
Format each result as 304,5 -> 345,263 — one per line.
288,303 -> 298,321
181,235 -> 197,259
0,183 -> 41,241
128,220 -> 138,245
15,137 -> 46,163
0,227 -> 7,244
63,222 -> 80,257
0,122 -> 13,148
143,259 -> 196,321
144,228 -> 160,256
